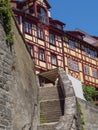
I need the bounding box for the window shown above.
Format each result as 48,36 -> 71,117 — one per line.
90,50 -> 97,58
84,65 -> 89,75
84,47 -> 89,55
37,7 -> 47,24
75,42 -> 80,49
49,33 -> 55,45
69,40 -> 75,49
27,44 -> 33,56
37,27 -> 43,39
74,62 -> 79,71
56,35 -> 61,41
24,22 -> 31,34
92,69 -> 98,78
56,24 -> 63,30
77,35 -> 83,40
68,59 -> 79,72
51,54 -> 57,65
29,5 -> 34,13
39,49 -> 45,61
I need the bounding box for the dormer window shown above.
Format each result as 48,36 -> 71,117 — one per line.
56,24 -> 63,30
90,50 -> 97,58
69,40 -> 75,50
37,6 -> 47,24
84,47 -> 89,55
29,5 -> 34,14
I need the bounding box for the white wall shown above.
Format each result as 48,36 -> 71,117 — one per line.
67,74 -> 86,100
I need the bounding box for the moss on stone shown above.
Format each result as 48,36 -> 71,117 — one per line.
0,0 -> 13,45
77,102 -> 85,130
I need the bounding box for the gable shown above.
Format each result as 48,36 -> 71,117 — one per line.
36,0 -> 51,9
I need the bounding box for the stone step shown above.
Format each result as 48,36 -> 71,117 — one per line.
39,86 -> 64,101
38,122 -> 57,130
40,99 -> 64,123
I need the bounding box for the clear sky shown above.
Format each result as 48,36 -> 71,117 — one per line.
48,0 -> 98,36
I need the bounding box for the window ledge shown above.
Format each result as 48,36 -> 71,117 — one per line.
49,43 -> 56,46
38,37 -> 44,41
39,59 -> 46,62
51,63 -> 57,66
25,32 -> 32,36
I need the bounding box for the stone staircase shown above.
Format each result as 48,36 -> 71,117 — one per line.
38,85 -> 65,130
39,86 -> 64,101
40,99 -> 64,123
38,122 -> 57,130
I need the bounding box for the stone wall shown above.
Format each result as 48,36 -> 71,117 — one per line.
78,98 -> 98,130
0,22 -> 13,130
55,69 -> 98,130
0,16 -> 38,130
55,69 -> 80,130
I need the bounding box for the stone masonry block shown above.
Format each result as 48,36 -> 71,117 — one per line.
65,87 -> 75,97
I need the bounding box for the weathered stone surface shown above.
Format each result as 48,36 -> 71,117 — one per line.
78,98 -> 98,130
0,125 -> 5,130
0,17 -> 38,130
55,69 -> 80,130
64,97 -> 77,115
38,123 -> 57,130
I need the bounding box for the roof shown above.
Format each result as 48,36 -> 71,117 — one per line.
11,0 -> 51,8
38,68 -> 59,83
92,36 -> 98,40
44,0 -> 51,9
66,30 -> 85,37
65,30 -> 98,47
51,20 -> 65,26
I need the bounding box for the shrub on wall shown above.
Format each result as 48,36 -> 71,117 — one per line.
82,85 -> 98,102
0,0 -> 13,45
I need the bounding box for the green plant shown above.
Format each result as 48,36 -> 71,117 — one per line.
40,107 -> 46,124
0,0 -> 13,45
40,112 -> 46,124
77,102 -> 85,130
82,85 -> 98,102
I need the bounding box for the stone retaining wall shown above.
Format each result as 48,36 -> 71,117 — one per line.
0,16 -> 38,130
78,98 -> 98,130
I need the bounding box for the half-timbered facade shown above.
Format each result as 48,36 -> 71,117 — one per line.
11,0 -> 65,74
11,0 -> 98,91
63,30 -> 98,89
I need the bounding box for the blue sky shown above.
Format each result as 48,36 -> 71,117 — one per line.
48,0 -> 98,36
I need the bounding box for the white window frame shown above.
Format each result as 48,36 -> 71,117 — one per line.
39,49 -> 45,61
37,27 -> 43,39
49,33 -> 55,45
92,69 -> 98,78
84,47 -> 89,55
51,54 -> 57,65
27,44 -> 33,56
69,40 -> 75,50
24,22 -> 31,34
68,59 -> 79,72
84,65 -> 89,75
37,7 -> 47,24
90,50 -> 96,58
74,62 -> 79,71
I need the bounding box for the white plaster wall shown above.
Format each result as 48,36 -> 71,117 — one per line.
67,74 -> 86,100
